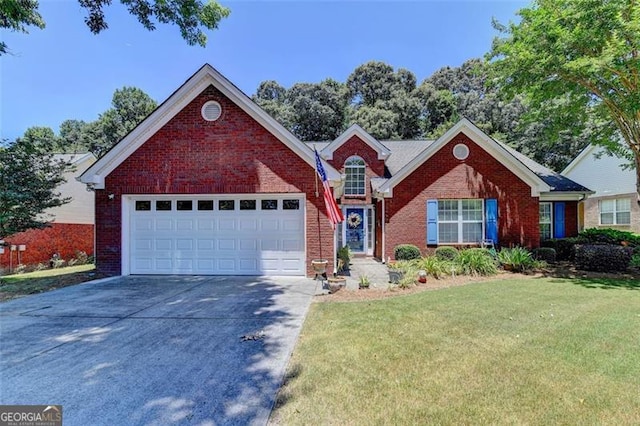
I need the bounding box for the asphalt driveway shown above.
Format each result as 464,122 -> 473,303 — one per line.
0,275 -> 317,425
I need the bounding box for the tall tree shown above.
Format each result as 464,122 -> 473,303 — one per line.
489,0 -> 639,192
90,86 -> 157,157
347,61 -> 421,139
1,0 -> 230,55
0,137 -> 70,237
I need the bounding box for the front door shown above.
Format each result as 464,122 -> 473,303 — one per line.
344,207 -> 366,254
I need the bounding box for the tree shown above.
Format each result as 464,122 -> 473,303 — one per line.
90,86 -> 157,157
347,61 -> 422,139
0,137 -> 71,238
1,0 -> 230,55
489,0 -> 639,192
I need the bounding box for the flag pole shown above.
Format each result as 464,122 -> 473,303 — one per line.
313,145 -> 319,198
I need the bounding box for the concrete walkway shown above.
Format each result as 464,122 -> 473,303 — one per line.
314,257 -> 389,293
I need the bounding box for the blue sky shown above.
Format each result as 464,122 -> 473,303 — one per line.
1,0 -> 527,141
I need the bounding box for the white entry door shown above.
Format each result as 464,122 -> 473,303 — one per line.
126,195 -> 305,276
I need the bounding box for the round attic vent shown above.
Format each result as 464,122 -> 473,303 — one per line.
453,143 -> 469,160
201,101 -> 222,121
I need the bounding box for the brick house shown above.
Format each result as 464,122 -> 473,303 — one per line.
1,153 -> 96,270
80,64 -> 591,277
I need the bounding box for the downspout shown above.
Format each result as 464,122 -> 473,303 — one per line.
382,197 -> 386,264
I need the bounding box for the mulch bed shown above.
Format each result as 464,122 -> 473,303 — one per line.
316,262 -> 640,303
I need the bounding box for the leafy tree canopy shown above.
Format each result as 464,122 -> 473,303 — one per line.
0,137 -> 71,238
489,0 -> 639,190
1,0 -> 230,55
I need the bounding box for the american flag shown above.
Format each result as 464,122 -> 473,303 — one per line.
315,149 -> 344,229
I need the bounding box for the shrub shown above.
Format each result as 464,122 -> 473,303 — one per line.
497,247 -> 534,272
454,248 -> 497,276
541,237 -> 586,261
394,244 -> 422,261
532,247 -> 556,264
74,250 -> 89,265
49,254 -> 65,269
574,244 -> 633,272
410,256 -> 457,279
435,246 -> 458,261
579,228 -> 640,247
631,254 -> 640,268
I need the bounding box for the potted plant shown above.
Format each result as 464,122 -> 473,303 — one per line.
327,276 -> 346,293
311,259 -> 329,278
387,261 -> 405,284
358,274 -> 371,289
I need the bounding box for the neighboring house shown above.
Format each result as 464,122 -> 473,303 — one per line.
562,144 -> 639,233
80,64 -> 591,277
0,153 -> 96,269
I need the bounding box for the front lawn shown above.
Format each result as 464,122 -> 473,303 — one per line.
270,277 -> 640,424
0,264 -> 101,302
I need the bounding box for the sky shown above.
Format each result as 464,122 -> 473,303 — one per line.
0,0 -> 528,141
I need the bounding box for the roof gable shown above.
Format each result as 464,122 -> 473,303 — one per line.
321,124 -> 391,161
81,64 -> 340,189
376,118 -> 552,197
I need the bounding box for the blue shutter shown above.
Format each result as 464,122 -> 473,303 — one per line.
427,199 -> 438,245
485,198 -> 498,245
554,202 -> 566,238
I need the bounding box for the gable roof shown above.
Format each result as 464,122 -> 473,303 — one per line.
376,118 -> 552,197
321,124 -> 391,160
80,64 -> 340,189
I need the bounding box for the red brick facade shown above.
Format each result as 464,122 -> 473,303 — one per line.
382,133 -> 577,259
0,223 -> 94,270
96,85 -> 334,275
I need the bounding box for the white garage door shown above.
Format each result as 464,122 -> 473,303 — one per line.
127,195 -> 305,275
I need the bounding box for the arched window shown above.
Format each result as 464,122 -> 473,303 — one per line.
344,156 -> 366,196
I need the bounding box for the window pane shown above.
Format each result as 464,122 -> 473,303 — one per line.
617,212 -> 631,224
540,223 -> 552,241
600,200 -> 615,213
198,200 -> 214,211
539,203 -> 552,223
176,200 -> 192,211
219,200 -> 235,211
601,212 -> 614,224
462,200 -> 482,221
438,200 -> 458,221
261,199 -> 278,210
135,201 -> 151,211
240,200 -> 256,210
462,223 -> 482,243
438,223 -> 458,243
345,156 -> 366,196
283,199 -> 300,210
617,198 -> 631,212
156,200 -> 171,211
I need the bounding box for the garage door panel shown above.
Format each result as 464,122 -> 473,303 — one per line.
176,219 -> 194,231
218,219 -> 235,231
156,239 -> 173,250
239,239 -> 257,251
218,239 -> 236,250
155,219 -> 173,231
129,195 -> 305,275
176,239 -> 194,250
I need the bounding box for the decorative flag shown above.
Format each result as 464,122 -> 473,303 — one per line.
314,149 -> 344,229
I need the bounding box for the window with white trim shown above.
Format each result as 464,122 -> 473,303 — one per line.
600,198 -> 631,225
539,202 -> 552,241
438,199 -> 483,243
344,156 -> 366,196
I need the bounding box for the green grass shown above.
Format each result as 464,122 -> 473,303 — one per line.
0,264 -> 97,300
271,277 -> 640,425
